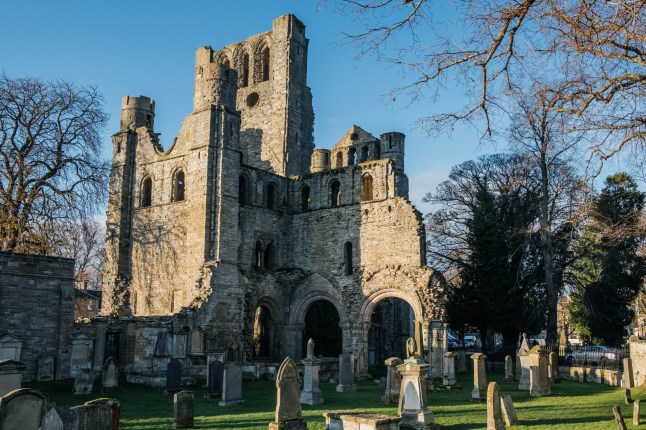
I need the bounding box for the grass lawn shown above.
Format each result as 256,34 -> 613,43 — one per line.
28,371 -> 643,429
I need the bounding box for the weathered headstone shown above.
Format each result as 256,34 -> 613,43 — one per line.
37,355 -> 55,382
382,357 -> 403,404
190,328 -> 204,356
456,350 -> 467,373
102,357 -> 118,391
504,356 -> 513,382
486,382 -> 504,430
517,340 -> 531,390
396,347 -> 439,430
207,359 -> 224,397
269,357 -> 307,430
336,353 -> 356,392
471,353 -> 487,402
166,358 -> 182,392
154,332 -> 169,356
71,398 -> 120,430
300,339 -> 324,405
528,346 -> 550,397
0,389 -> 48,430
623,358 -> 634,388
174,390 -> 194,429
0,360 -> 26,397
443,351 -> 457,386
633,399 -> 640,426
73,368 -> 96,395
614,405 -> 628,430
54,406 -> 78,430
39,407 -> 64,430
625,388 -> 633,404
70,335 -> 94,377
429,321 -> 448,379
548,351 -> 559,383
219,364 -> 244,406
501,395 -> 518,426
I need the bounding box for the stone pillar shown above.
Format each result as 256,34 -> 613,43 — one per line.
442,352 -> 456,387
382,357 -> 403,404
300,339 -> 324,405
429,321 -> 447,379
528,346 -> 550,397
486,382 -> 504,430
504,355 -> 513,382
92,320 -> 108,372
471,353 -> 487,401
396,358 -> 440,430
624,358 -> 635,388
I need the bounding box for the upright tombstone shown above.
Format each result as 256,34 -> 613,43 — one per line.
269,357 -> 307,430
336,353 -> 357,392
528,346 -> 550,397
486,382 -> 505,430
72,398 -> 120,430
40,407 -> 64,430
443,352 -> 457,387
70,335 -> 94,377
456,350 -> 467,373
471,353 -> 487,402
501,395 -> 519,426
0,360 -> 26,397
174,390 -> 194,429
517,337 -> 531,390
382,357 -> 403,404
504,356 -> 514,382
0,335 -> 23,361
559,330 -> 569,357
429,321 -> 448,379
548,351 -> 560,383
36,355 -> 55,382
623,358 -> 635,388
219,364 -> 244,406
0,388 -> 48,430
102,357 -> 118,391
74,368 -> 96,395
300,339 -> 324,405
166,358 -> 182,392
207,359 -> 224,397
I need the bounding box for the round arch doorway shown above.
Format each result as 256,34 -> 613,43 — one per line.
368,297 -> 414,367
252,305 -> 276,361
302,300 -> 342,358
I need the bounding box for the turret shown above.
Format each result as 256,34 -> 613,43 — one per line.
380,132 -> 405,171
193,47 -> 238,112
310,149 -> 331,173
120,96 -> 155,131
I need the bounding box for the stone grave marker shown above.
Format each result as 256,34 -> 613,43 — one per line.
634,399 -> 640,426
219,364 -> 244,406
443,352 -> 457,386
0,360 -> 26,397
74,368 -> 95,395
486,382 -> 504,430
269,357 -> 307,430
54,406 -> 78,429
517,336 -> 530,389
71,398 -> 120,430
0,335 -> 22,361
501,395 -> 518,426
166,358 -> 182,392
625,388 -> 633,404
0,389 -> 49,430
336,352 -> 357,392
548,351 -> 559,383
190,328 -> 204,356
40,406 -> 64,430
504,355 -> 513,382
323,411 -> 401,430
614,405 -> 628,430
37,355 -> 55,382
456,350 -> 467,373
623,358 -> 634,388
207,359 -> 224,397
174,390 -> 194,429
102,357 -> 118,391
300,338 -> 324,405
382,357 -> 403,404
471,353 -> 487,402
396,346 -> 439,430
528,346 -> 550,397
70,335 -> 94,377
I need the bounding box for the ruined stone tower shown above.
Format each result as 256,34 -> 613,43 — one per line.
102,14 -> 447,379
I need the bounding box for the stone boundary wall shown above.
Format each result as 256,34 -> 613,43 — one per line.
0,252 -> 75,380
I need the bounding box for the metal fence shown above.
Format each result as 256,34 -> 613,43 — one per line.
543,345 -> 629,371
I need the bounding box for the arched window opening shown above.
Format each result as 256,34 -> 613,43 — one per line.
239,175 -> 248,205
267,182 -> 277,210
336,152 -> 343,168
344,241 -> 353,275
330,180 -> 341,207
253,306 -> 273,359
348,148 -> 356,166
361,146 -> 369,162
254,241 -> 263,270
172,170 -> 185,202
241,52 -> 250,88
361,174 -> 374,201
223,58 -> 230,69
374,142 -> 381,159
368,298 -> 414,366
264,243 -> 274,270
301,185 -> 310,211
261,46 -> 270,81
140,177 -> 152,207
302,300 -> 342,357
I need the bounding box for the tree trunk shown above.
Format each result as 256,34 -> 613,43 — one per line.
539,146 -> 558,348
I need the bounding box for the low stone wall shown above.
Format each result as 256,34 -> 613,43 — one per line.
559,365 -> 621,387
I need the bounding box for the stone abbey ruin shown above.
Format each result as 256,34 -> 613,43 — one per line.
94,13 -> 447,383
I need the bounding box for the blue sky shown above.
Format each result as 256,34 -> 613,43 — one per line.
1,1 -> 506,213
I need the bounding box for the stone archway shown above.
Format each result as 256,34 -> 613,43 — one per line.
290,292 -> 345,360
252,296 -> 281,362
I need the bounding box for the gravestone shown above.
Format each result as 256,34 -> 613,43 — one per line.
501,395 -> 518,426
190,328 -> 204,356
300,339 -> 324,405
173,332 -> 188,358
0,335 -> 22,361
102,357 -> 118,391
514,355 -> 521,382
40,407 -> 64,430
625,388 -> 633,404
528,346 -> 550,397
548,351 -> 559,383
456,350 -> 467,374
623,358 -> 635,388
517,341 -> 531,390
55,406 -> 78,429
207,359 -> 224,397
71,398 -> 120,430
37,355 -> 55,382
471,353 -> 487,402
504,355 -> 513,382
336,353 -> 357,392
73,368 -> 95,395
269,357 -> 307,430
634,399 -> 641,426
154,332 -> 169,356
382,357 -> 403,404
219,364 -> 244,406
324,412 -> 401,430
614,405 -> 628,430
0,389 -> 48,430
70,335 -> 94,377
166,358 -> 182,392
443,352 -> 457,386
0,360 -> 26,397
174,390 -> 194,429
486,382 -> 504,430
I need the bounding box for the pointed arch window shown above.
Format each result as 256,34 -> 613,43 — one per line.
330,179 -> 341,207
172,170 -> 185,202
301,185 -> 310,211
361,174 -> 373,201
140,176 -> 152,207
254,240 -> 263,270
348,148 -> 356,165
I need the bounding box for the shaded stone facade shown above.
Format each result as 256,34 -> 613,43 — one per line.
101,14 -> 446,376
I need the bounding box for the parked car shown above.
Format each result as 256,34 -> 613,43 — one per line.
565,346 -> 619,366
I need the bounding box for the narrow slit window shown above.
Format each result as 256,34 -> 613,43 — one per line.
172,171 -> 185,202
239,175 -> 248,204
267,183 -> 277,210
330,180 -> 341,207
261,46 -> 270,81
141,177 -> 152,207
301,185 -> 310,211
241,52 -> 250,88
361,146 -> 369,162
361,174 -> 373,201
344,242 -> 353,275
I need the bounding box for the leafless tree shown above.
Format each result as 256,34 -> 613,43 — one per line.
329,0 -> 646,168
0,74 -> 108,252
